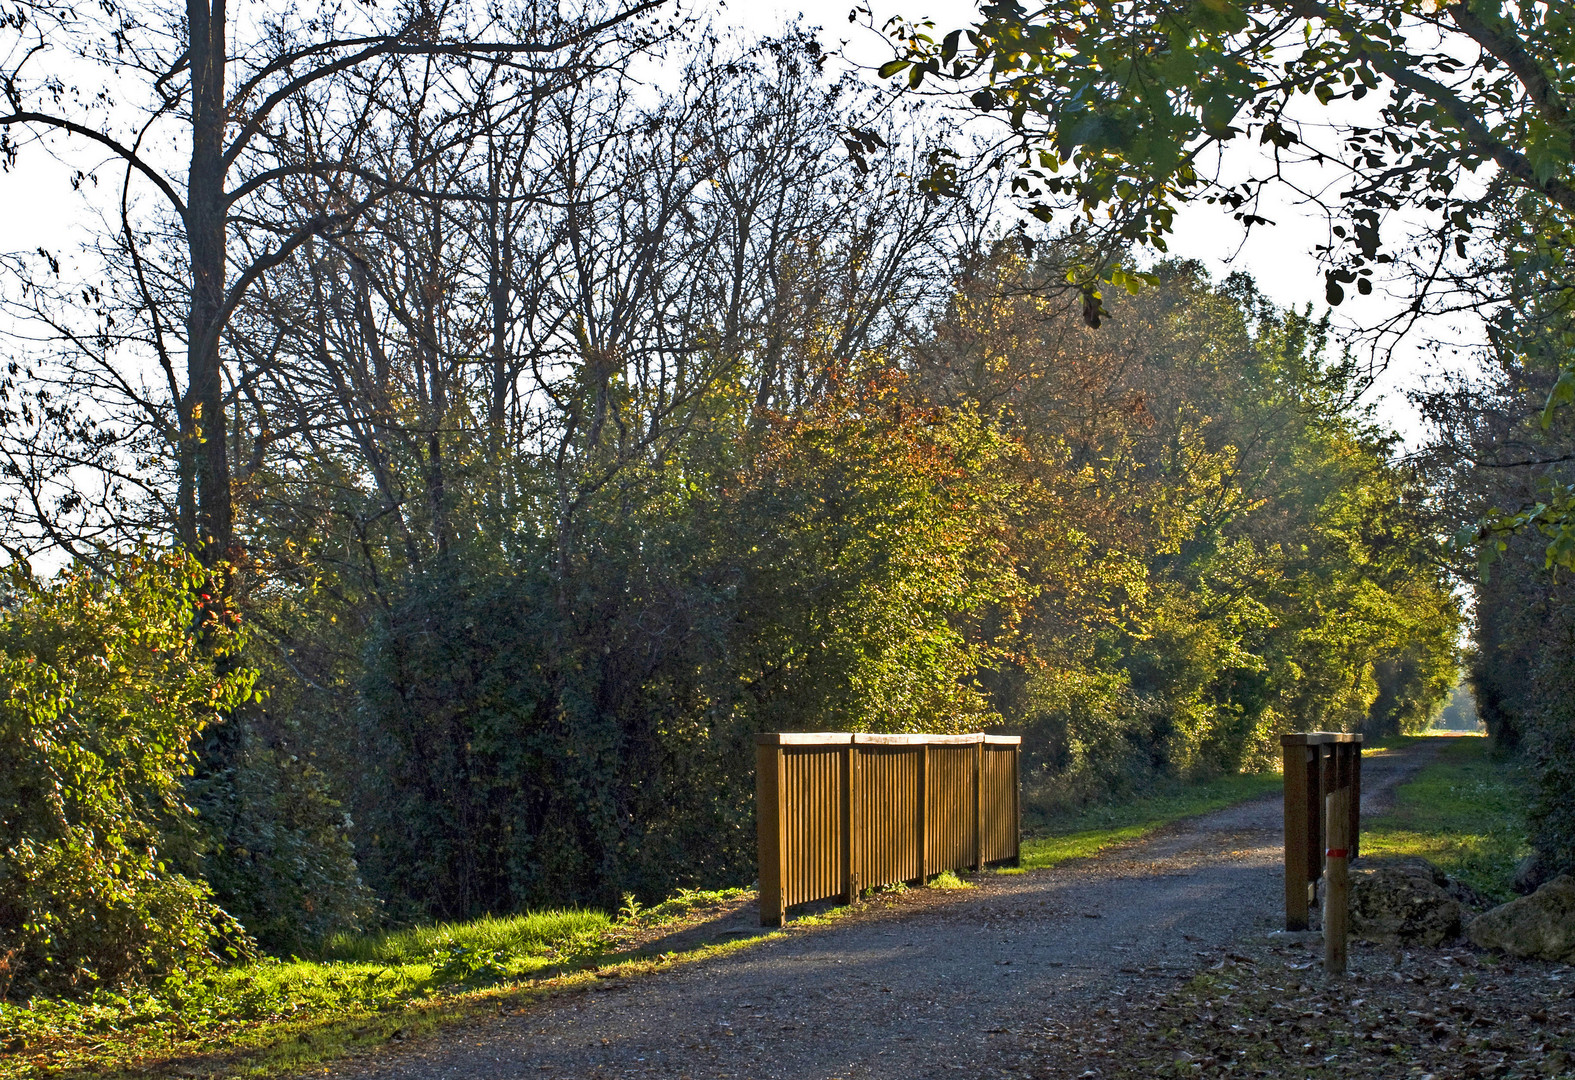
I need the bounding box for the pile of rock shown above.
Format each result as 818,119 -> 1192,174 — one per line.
1467,874 -> 1575,963
1346,856 -> 1485,947
1340,854 -> 1575,964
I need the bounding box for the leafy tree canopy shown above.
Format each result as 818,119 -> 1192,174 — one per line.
890,1 -> 1572,304
889,0 -> 1575,562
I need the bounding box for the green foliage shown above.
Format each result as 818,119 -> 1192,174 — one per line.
1458,198 -> 1575,575
735,374 -> 1029,734
351,538 -> 756,919
184,687 -> 377,957
895,2 -> 1575,328
1419,300 -> 1575,878
1471,582 -> 1575,877
297,259 -> 1454,928
346,372 -> 1032,920
0,549 -> 257,996
933,256 -> 1460,797
926,870 -> 972,890
907,0 -> 1575,582
426,943 -> 509,986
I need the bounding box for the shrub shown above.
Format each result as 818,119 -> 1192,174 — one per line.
0,550 -> 257,996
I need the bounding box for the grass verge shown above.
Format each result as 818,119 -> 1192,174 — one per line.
0,889 -> 759,1080
1360,732 -> 1529,901
1012,771 -> 1283,873
320,909 -> 610,964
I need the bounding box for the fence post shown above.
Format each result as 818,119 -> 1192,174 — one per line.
972,739 -> 984,871
1012,743 -> 1022,866
1308,743 -> 1326,894
757,738 -> 786,927
916,743 -> 930,882
1282,735 -> 1311,930
1348,741 -> 1362,860
1324,784 -> 1351,974
843,743 -> 860,905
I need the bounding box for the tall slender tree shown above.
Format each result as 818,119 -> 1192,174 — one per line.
0,0 -> 666,567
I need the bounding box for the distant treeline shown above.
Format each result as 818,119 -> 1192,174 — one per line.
0,29 -> 1459,995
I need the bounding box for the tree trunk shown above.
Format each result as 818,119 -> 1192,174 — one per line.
184,0 -> 233,567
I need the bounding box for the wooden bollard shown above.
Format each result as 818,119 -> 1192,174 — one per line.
1323,785 -> 1350,975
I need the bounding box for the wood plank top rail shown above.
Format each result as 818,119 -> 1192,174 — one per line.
756,733 -> 1023,746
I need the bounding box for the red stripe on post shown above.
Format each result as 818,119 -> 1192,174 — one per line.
1326,848 -> 1348,859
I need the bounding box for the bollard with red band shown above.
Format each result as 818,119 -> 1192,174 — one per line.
1324,788 -> 1351,975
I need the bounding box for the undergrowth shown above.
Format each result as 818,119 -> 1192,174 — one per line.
320,910 -> 608,965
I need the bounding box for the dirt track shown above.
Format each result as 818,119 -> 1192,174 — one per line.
331,738 -> 1444,1080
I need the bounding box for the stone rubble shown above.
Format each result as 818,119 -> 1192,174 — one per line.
1346,856 -> 1485,947
1468,873 -> 1575,963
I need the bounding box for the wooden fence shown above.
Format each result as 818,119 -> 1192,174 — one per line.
1282,731 -> 1362,931
755,733 -> 1021,926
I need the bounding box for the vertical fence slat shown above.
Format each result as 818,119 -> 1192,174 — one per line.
1305,744 -> 1323,893
842,745 -> 858,904
916,744 -> 929,882
1014,749 -> 1026,869
972,741 -> 984,871
1348,743 -> 1362,860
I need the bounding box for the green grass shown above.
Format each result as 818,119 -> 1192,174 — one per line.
1361,733 -> 1529,902
321,909 -> 608,964
1012,771 -> 1283,872
926,869 -> 973,890
0,888 -> 752,1080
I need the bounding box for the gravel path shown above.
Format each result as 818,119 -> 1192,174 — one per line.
333,738 -> 1444,1080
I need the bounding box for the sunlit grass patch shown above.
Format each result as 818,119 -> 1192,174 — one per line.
926,870 -> 973,889
323,909 -> 608,965
1018,824 -> 1152,871
1361,735 -> 1528,902
640,886 -> 750,922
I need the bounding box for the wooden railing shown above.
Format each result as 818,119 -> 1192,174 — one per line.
1281,731 -> 1362,931
755,732 -> 1021,926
